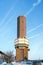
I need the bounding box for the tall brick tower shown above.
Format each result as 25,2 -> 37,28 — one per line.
15,16 -> 29,61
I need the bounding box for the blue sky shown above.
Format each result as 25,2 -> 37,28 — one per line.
0,0 -> 43,60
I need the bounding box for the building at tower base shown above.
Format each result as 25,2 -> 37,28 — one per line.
15,16 -> 29,61
33,62 -> 41,65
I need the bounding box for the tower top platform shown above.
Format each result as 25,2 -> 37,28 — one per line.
15,38 -> 29,46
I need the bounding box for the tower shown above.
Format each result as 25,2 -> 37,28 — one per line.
15,16 -> 29,61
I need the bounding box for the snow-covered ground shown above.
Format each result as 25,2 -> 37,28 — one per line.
0,62 -> 43,65
0,61 -> 32,65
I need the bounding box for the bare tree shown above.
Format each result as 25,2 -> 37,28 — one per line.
4,51 -> 15,63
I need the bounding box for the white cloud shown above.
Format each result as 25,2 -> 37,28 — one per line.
29,33 -> 40,39
0,5 -> 14,27
33,0 -> 41,6
25,6 -> 34,17
25,0 -> 41,16
29,32 -> 43,60
0,1 -> 17,27
27,23 -> 43,34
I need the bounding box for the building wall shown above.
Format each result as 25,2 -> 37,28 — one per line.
33,62 -> 41,65
0,54 -> 5,63
24,47 -> 28,60
17,16 -> 26,38
16,47 -> 28,61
